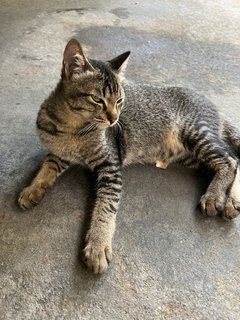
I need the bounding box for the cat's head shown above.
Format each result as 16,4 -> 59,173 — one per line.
61,39 -> 130,127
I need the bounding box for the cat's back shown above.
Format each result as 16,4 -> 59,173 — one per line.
124,83 -> 212,108
122,83 -> 218,121
120,84 -> 189,128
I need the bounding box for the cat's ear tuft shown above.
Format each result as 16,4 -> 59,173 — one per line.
63,39 -> 94,79
108,51 -> 131,78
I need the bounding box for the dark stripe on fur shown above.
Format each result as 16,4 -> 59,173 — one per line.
97,176 -> 122,189
226,161 -> 239,195
108,203 -> 117,212
37,120 -> 63,136
45,107 -> 63,124
88,154 -> 107,166
46,159 -> 62,173
93,160 -> 119,172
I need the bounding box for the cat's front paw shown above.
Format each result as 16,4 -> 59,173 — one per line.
18,185 -> 45,210
83,232 -> 113,274
200,193 -> 225,217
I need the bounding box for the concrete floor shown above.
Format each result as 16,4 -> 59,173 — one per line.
1,0 -> 240,319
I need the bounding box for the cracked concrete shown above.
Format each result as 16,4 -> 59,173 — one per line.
0,1 -> 240,319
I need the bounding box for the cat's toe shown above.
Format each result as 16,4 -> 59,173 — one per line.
222,197 -> 240,220
200,194 -> 225,216
156,160 -> 168,169
18,186 -> 45,210
83,237 -> 112,274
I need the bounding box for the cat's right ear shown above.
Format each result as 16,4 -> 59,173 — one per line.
108,51 -> 131,80
62,39 -> 94,80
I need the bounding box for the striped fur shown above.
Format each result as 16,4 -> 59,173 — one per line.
19,39 -> 240,273
18,154 -> 70,210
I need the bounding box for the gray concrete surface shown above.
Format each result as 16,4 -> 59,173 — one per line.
1,1 -> 240,319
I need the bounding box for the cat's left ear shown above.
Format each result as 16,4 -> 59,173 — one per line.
63,39 -> 94,80
108,51 -> 131,79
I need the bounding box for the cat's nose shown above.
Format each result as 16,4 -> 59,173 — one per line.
107,111 -> 118,126
109,118 -> 115,124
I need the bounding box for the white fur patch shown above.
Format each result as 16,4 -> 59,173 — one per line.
156,160 -> 168,169
230,166 -> 240,200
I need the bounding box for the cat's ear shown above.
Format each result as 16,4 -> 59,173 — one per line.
62,39 -> 94,79
108,51 -> 131,78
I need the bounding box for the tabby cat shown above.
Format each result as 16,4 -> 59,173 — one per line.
18,39 -> 240,273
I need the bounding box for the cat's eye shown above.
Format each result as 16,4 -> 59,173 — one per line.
90,95 -> 104,104
117,98 -> 124,104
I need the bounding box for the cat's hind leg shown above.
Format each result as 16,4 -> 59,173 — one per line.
185,132 -> 240,219
18,154 -> 70,210
224,163 -> 240,219
199,159 -> 240,220
222,119 -> 240,158
220,120 -> 240,218
178,154 -> 202,169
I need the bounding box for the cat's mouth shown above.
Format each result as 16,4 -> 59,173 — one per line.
109,119 -> 119,127
94,117 -> 119,127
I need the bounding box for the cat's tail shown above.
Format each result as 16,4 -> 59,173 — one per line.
222,117 -> 240,158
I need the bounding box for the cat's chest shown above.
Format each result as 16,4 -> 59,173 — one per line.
38,131 -> 95,164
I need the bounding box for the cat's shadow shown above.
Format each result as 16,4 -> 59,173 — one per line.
14,158 -> 235,279
14,156 -> 98,274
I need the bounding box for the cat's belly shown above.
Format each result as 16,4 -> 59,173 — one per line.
122,148 -> 186,167
123,148 -> 159,166
122,129 -> 186,167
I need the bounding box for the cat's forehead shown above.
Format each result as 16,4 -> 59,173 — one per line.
76,60 -> 121,96
92,60 -> 119,81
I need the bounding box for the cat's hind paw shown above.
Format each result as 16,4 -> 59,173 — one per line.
223,167 -> 240,220
222,197 -> 240,220
18,185 -> 45,210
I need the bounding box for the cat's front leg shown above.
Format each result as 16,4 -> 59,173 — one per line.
18,154 -> 70,210
84,162 -> 122,273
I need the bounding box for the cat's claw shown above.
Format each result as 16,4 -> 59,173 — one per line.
83,233 -> 112,274
18,185 -> 45,210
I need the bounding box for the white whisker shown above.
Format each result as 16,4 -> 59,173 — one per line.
77,122 -> 96,137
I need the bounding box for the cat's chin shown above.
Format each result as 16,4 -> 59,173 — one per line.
110,120 -> 119,127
